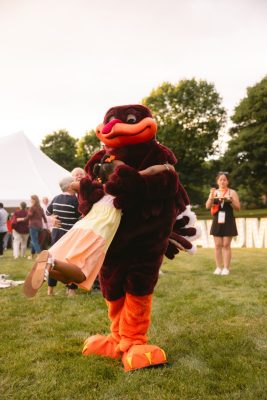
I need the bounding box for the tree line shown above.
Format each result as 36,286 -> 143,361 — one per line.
40,76 -> 267,208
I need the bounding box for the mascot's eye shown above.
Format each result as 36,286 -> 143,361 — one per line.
126,114 -> 137,124
108,116 -> 116,122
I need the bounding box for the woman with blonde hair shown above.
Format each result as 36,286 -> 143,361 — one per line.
206,172 -> 240,275
71,167 -> 86,182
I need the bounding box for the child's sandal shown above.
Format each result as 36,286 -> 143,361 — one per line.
23,250 -> 50,298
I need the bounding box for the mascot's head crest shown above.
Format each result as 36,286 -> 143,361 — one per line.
96,104 -> 157,148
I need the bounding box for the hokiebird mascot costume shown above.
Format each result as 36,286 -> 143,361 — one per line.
80,104 -> 199,371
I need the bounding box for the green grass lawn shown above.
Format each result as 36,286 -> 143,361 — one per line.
0,249 -> 266,400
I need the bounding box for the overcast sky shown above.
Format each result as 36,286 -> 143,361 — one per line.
0,0 -> 266,146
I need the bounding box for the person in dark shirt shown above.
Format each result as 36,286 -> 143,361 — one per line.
46,175 -> 81,296
17,195 -> 47,255
12,202 -> 29,258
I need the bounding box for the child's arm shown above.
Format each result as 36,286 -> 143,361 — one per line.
139,163 -> 175,175
70,181 -> 80,192
79,177 -> 104,216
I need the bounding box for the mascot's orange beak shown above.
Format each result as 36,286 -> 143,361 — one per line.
96,117 -> 157,148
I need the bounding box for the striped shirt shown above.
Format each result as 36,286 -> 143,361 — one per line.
46,193 -> 81,243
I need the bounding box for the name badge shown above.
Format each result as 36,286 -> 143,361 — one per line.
218,211 -> 225,224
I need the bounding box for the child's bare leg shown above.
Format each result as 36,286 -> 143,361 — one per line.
50,259 -> 86,283
49,269 -> 70,284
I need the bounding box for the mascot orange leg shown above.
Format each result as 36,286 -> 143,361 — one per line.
118,293 -> 167,372
82,297 -> 124,359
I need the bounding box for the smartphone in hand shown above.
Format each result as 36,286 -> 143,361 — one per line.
210,183 -> 218,189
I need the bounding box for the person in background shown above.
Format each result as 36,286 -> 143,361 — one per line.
71,166 -> 101,291
71,167 -> 86,182
4,214 -> 13,251
48,169 -> 86,295
68,167 -> 88,292
50,167 -> 88,294
46,175 -> 81,296
17,195 -> 47,257
12,202 -> 29,259
41,197 -> 52,231
206,172 -> 240,276
28,246 -> 36,260
0,203 -> 8,257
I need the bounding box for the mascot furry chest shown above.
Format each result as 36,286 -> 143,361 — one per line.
81,104 -> 190,371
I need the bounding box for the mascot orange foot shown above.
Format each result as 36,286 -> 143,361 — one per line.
82,297 -> 124,359
82,334 -> 121,359
83,293 -> 168,372
122,344 -> 167,372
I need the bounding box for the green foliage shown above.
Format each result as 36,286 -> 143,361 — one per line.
197,159 -> 222,205
40,129 -> 78,171
142,79 -> 226,204
231,75 -> 267,128
1,249 -> 267,399
76,129 -> 102,167
223,76 -> 267,206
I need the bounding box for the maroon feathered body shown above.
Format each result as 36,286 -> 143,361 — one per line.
79,137 -> 188,300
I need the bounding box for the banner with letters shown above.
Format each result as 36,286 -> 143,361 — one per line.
195,218 -> 267,248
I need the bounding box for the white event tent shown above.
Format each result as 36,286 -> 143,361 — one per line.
0,132 -> 72,208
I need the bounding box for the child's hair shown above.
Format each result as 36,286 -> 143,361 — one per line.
92,155 -> 117,183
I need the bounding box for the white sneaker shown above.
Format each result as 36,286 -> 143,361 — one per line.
221,268 -> 230,276
213,267 -> 222,275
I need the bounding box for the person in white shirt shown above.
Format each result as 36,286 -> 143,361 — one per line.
41,197 -> 52,231
0,203 -> 8,256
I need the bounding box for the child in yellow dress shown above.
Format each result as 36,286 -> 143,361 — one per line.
23,156 -> 174,297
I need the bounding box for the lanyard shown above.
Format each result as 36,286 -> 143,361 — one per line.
218,189 -> 228,208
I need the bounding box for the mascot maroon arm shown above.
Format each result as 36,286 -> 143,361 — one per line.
79,148 -> 179,215
78,150 -> 106,216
